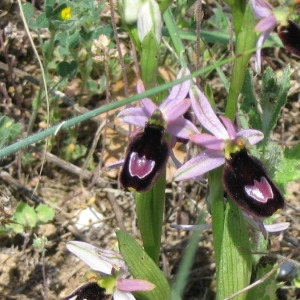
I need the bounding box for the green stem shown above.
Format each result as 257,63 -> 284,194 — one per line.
225,3 -> 257,120
209,168 -> 225,271
135,170 -> 166,264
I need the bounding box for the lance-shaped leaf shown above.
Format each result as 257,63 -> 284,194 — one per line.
116,230 -> 171,300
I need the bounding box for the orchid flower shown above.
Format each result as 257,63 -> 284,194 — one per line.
250,0 -> 297,73
174,84 -> 285,235
117,68 -> 198,192
65,241 -> 155,300
174,84 -> 264,182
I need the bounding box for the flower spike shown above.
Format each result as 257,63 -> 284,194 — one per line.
175,84 -> 285,223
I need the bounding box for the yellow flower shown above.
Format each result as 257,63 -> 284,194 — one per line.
60,6 -> 72,20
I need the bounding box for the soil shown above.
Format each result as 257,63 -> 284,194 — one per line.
0,1 -> 299,300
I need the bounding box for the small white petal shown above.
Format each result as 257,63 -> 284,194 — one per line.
66,241 -> 125,275
113,289 -> 136,300
264,222 -> 290,232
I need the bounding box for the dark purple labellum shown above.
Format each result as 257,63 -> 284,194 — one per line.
223,148 -> 284,218
64,282 -> 109,300
119,123 -> 169,192
276,20 -> 300,57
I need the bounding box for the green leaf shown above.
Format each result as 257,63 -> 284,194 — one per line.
260,66 -> 290,142
0,115 -> 23,148
45,5 -> 54,18
36,13 -> 50,28
22,3 -> 36,30
56,60 -> 77,77
260,142 -> 283,179
22,2 -> 34,19
225,3 -> 257,119
68,31 -> 81,49
45,0 -> 56,7
240,70 -> 262,130
217,201 -> 252,300
246,256 -> 279,300
35,204 -> 55,223
116,230 -> 171,300
13,201 -> 37,228
275,143 -> 300,188
92,25 -> 114,40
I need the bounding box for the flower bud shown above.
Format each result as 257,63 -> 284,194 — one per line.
137,0 -> 162,43
223,148 -> 284,217
118,0 -> 143,24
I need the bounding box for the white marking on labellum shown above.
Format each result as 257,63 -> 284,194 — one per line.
245,177 -> 273,203
129,152 -> 155,179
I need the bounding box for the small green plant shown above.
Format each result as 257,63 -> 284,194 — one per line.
0,115 -> 23,148
5,201 -> 55,234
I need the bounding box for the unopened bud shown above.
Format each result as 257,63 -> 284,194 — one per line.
137,0 -> 162,43
118,0 -> 143,24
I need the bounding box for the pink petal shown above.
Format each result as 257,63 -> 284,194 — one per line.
106,159 -> 124,172
190,133 -> 224,150
160,68 -> 191,110
244,177 -> 273,203
190,85 -> 228,139
167,118 -> 199,139
242,212 -> 267,237
136,79 -> 145,94
163,98 -> 191,123
243,212 -> 290,234
174,150 -> 225,181
250,0 -> 272,19
236,129 -> 264,145
255,15 -> 276,32
219,116 -> 237,139
128,152 -> 155,178
169,149 -> 182,168
141,98 -> 157,116
118,107 -> 148,127
117,278 -> 155,292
